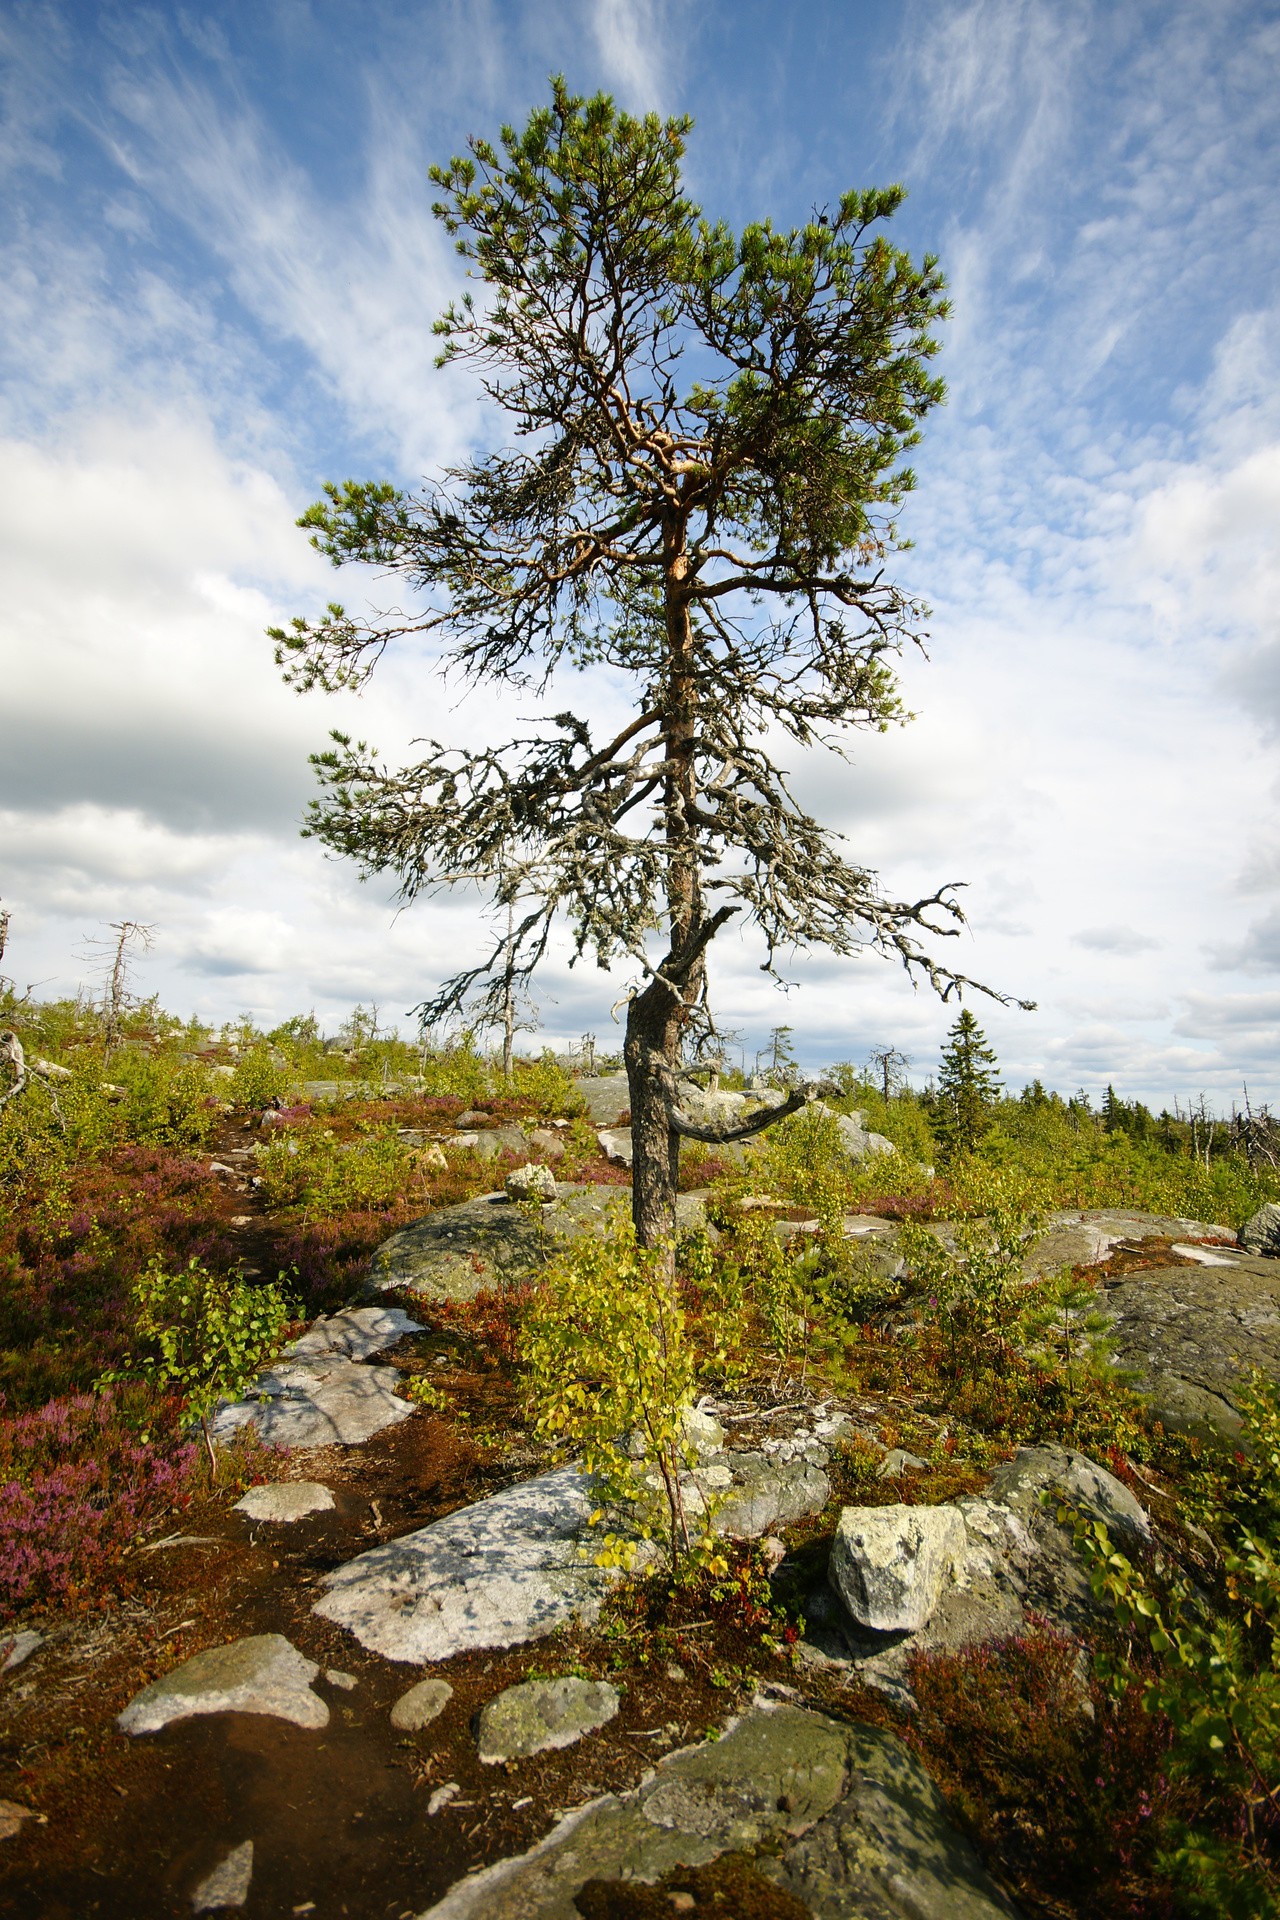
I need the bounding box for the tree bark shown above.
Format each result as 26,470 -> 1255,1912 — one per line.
624,515 -> 703,1255
625,978 -> 682,1251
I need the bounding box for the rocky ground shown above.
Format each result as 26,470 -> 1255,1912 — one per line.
4,1116 -> 1280,1918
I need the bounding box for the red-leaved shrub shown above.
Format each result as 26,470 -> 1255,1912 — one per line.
0,1389 -> 197,1618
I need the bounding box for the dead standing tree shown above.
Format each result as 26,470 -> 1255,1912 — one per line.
80,921 -> 154,1055
271,83 -> 1029,1251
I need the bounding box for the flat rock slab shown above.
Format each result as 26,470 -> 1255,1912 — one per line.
316,1430 -> 832,1665
1026,1208 -> 1235,1278
289,1305 -> 424,1361
118,1634 -> 328,1734
315,1465 -> 618,1663
418,1701 -> 1018,1919
211,1354 -> 416,1449
367,1186 -> 629,1300
233,1481 -> 335,1523
476,1676 -> 620,1763
573,1073 -> 631,1124
391,1678 -> 454,1731
192,1840 -> 253,1911
212,1306 -> 424,1450
1097,1256 -> 1280,1441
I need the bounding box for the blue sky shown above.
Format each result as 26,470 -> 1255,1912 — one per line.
3,0 -> 1280,1103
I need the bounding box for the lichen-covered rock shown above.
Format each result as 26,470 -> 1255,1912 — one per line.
118,1635 -> 327,1735
317,1423 -> 833,1666
476,1676 -> 620,1763
596,1127 -> 632,1167
418,1703 -> 1018,1919
505,1162 -> 557,1202
1023,1208 -> 1235,1277
233,1481 -> 335,1523
212,1306 -> 425,1450
1240,1202 -> 1280,1256
830,1505 -> 965,1634
805,1447 -> 1154,1699
1098,1258 -> 1280,1443
471,1125 -> 531,1163
366,1186 -> 627,1301
314,1465 -> 621,1663
211,1353 -> 415,1449
712,1450 -> 831,1539
574,1073 -> 630,1124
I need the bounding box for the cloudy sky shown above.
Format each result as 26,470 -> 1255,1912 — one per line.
3,0 -> 1280,1104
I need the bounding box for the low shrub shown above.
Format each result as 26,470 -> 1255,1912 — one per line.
101,1257 -> 296,1475
0,1388 -> 198,1618
906,1627 -> 1176,1917
521,1217 -> 703,1567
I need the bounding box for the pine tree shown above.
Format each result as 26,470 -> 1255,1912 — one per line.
271,81 -> 1030,1250
936,1008 -> 1000,1157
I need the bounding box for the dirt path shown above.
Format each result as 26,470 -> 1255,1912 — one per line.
0,1138 -> 809,1920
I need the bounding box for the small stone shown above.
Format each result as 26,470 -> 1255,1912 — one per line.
325,1669 -> 357,1690
665,1664 -> 687,1683
0,1801 -> 37,1841
505,1162 -> 557,1203
191,1840 -> 253,1911
390,1677 -> 453,1731
830,1504 -> 965,1634
234,1482 -> 335,1523
427,1782 -> 460,1815
1,1630 -> 43,1674
596,1127 -> 633,1167
118,1634 -> 328,1734
682,1404 -> 726,1456
668,1896 -> 695,1913
527,1128 -> 566,1160
476,1675 -> 620,1764
454,1110 -> 491,1129
877,1448 -> 929,1478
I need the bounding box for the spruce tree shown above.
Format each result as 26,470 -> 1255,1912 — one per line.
936,1007 -> 1001,1157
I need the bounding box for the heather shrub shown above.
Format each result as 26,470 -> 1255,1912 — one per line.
906,1627 -> 1175,1916
0,1388 -> 198,1617
0,1145 -> 241,1408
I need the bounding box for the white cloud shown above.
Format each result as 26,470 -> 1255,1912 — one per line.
4,2 -> 1280,1105
585,0 -> 673,109
1072,926 -> 1162,955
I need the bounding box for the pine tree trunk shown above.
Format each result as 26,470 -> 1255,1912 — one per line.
623,519 -> 708,1256
625,980 -> 680,1250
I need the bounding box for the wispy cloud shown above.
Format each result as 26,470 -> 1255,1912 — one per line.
584,0 -> 676,110
1072,926 -> 1162,956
